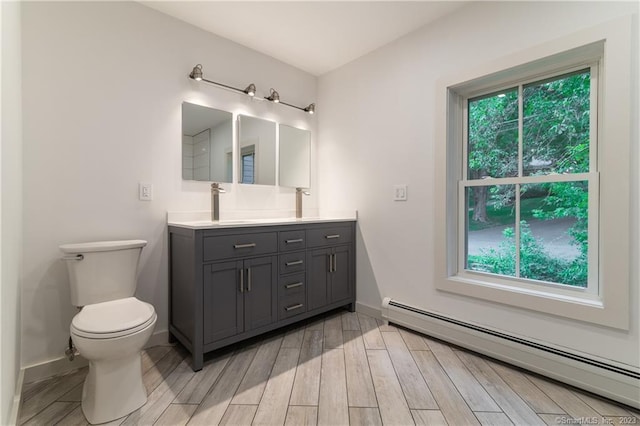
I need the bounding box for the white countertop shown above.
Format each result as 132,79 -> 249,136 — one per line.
167,211 -> 357,229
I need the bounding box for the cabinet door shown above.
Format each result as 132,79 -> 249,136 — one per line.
204,261 -> 244,344
307,248 -> 330,311
243,256 -> 277,331
330,245 -> 352,303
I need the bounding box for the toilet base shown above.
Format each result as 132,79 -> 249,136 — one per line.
81,352 -> 147,424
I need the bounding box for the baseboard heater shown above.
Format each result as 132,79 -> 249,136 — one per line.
381,297 -> 640,409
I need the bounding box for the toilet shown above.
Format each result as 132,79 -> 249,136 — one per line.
60,240 -> 157,424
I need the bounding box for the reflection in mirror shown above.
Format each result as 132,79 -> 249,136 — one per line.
182,102 -> 233,182
238,115 -> 276,185
279,124 -> 311,188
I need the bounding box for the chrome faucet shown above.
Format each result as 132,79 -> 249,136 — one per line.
211,183 -> 226,221
296,188 -> 310,219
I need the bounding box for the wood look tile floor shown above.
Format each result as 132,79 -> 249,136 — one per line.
19,310 -> 640,426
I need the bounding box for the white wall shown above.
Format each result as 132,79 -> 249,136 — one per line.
1,0 -> 23,422
21,1 -> 317,369
318,2 -> 639,367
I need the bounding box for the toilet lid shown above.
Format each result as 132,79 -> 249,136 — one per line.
71,297 -> 156,338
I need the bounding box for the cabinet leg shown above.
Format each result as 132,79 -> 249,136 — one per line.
192,352 -> 203,372
168,332 -> 177,344
347,302 -> 356,313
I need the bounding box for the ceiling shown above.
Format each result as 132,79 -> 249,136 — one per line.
141,1 -> 468,76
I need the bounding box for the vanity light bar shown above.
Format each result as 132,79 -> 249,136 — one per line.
189,64 -> 315,114
189,64 -> 256,97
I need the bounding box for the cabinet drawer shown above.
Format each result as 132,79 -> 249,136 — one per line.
279,292 -> 306,320
279,251 -> 306,274
203,232 -> 277,261
307,225 -> 352,248
279,230 -> 306,252
279,273 -> 305,297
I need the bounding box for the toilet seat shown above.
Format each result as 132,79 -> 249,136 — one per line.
71,297 -> 156,339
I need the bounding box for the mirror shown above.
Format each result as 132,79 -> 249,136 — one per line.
279,124 -> 311,188
182,102 -> 233,182
237,115 -> 276,185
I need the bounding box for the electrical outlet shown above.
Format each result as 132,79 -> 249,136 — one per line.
139,183 -> 153,201
393,184 -> 408,201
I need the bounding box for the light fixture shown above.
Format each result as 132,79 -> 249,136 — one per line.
189,64 -> 203,81
188,64 -> 255,98
304,103 -> 315,115
279,100 -> 316,115
188,65 -> 315,114
265,88 -> 280,103
244,83 -> 256,97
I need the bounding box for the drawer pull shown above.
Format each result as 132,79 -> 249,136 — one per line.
285,282 -> 303,289
325,234 -> 340,239
285,260 -> 304,267
234,243 -> 257,249
285,303 -> 304,312
285,238 -> 303,244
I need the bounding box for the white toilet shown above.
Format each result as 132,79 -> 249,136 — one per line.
60,240 -> 157,425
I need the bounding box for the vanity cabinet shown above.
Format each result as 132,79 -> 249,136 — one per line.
168,220 -> 355,371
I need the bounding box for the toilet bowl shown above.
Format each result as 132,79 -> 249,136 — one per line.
60,240 -> 156,425
71,297 -> 157,424
70,297 -> 157,424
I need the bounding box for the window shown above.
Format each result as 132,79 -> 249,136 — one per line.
434,17 -> 633,329
462,68 -> 598,294
240,145 -> 256,184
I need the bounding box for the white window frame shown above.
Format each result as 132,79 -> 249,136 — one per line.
459,65 -> 599,298
434,17 -> 633,330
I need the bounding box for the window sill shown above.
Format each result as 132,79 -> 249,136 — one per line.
437,274 -> 628,330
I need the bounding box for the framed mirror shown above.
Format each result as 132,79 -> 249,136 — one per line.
279,124 -> 311,188
182,102 -> 233,182
237,115 -> 276,185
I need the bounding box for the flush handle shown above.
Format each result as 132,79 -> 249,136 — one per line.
62,254 -> 84,261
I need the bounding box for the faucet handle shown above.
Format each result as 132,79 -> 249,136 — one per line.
211,182 -> 226,193
296,187 -> 310,196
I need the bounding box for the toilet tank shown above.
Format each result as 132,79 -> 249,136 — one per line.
60,240 -> 147,306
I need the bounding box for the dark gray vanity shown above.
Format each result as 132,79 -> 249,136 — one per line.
168,219 -> 356,371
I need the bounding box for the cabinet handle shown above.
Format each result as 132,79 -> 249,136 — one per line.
325,234 -> 340,239
327,254 -> 333,272
285,282 -> 303,289
285,238 -> 303,244
285,260 -> 304,267
285,303 -> 304,312
247,268 -> 252,292
332,253 -> 337,272
239,269 -> 244,293
234,243 -> 256,249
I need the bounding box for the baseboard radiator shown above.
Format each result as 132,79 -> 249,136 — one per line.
381,297 -> 640,409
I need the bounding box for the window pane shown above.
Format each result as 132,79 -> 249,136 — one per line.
468,89 -> 519,179
519,182 -> 588,287
466,184 -> 516,276
241,153 -> 254,184
523,70 -> 590,176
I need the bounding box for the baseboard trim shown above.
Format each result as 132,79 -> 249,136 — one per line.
23,329 -> 170,384
355,301 -> 382,320
9,368 -> 24,426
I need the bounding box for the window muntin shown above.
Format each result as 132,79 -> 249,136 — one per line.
461,67 -> 597,292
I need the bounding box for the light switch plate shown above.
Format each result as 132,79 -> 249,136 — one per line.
393,184 -> 408,201
139,183 -> 153,201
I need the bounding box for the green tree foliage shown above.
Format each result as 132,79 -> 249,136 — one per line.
467,70 -> 591,287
